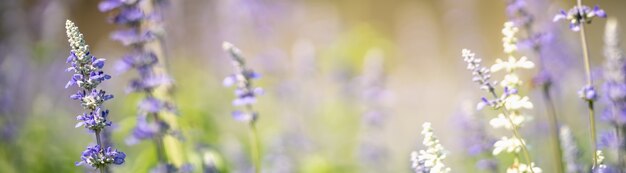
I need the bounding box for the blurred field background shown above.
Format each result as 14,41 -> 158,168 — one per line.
2,0 -> 626,172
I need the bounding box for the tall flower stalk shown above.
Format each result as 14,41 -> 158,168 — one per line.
560,126 -> 584,173
223,42 -> 264,173
410,122 -> 451,173
65,20 -> 126,173
357,49 -> 389,172
506,1 -> 564,172
99,0 -> 180,171
553,1 -> 606,169
462,22 -> 540,173
601,18 -> 626,171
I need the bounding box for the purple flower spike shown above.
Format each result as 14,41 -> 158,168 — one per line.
66,20 -> 124,169
223,42 -> 263,123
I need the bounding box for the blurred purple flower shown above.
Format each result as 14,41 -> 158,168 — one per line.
579,85 -> 598,101
599,131 -> 620,149
223,42 -> 263,123
126,115 -> 159,145
455,101 -> 498,172
111,29 -> 155,46
98,0 -> 123,12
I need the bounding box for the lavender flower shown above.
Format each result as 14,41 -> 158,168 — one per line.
223,42 -> 263,123
579,85 -> 598,101
223,42 -> 263,173
553,5 -> 606,31
65,20 -> 125,170
410,122 -> 451,173
76,145 -> 126,167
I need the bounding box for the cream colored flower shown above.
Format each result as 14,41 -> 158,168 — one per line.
490,113 -> 525,129
500,74 -> 522,88
491,56 -> 535,72
493,136 -> 524,155
504,95 -> 533,110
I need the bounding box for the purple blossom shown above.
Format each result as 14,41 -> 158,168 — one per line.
98,0 -> 124,12
598,131 -> 620,149
76,145 -> 126,167
75,107 -> 112,130
111,29 -> 155,46
554,5 -> 607,31
579,85 -> 598,101
111,7 -> 144,24
126,115 -> 160,145
223,42 -> 263,123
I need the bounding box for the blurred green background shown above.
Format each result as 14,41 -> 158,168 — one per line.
2,0 -> 626,172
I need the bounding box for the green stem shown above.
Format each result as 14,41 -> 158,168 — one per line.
576,0 -> 599,168
489,90 -> 535,173
250,122 -> 261,173
95,130 -> 106,173
542,86 -> 565,173
523,19 -> 565,172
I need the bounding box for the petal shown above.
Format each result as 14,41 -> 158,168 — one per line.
98,0 -> 123,12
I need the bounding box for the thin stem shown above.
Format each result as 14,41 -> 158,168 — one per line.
542,86 -> 565,173
522,19 -> 565,172
489,90 -> 535,173
506,112 -> 535,173
576,0 -> 599,167
151,112 -> 168,164
95,130 -> 106,173
587,100 -> 599,168
250,122 -> 261,173
610,105 -> 625,172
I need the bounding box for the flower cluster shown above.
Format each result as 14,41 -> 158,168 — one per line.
76,145 -> 126,168
492,21 -> 538,171
462,49 -> 496,93
463,22 -> 539,173
410,122 -> 451,173
223,42 -> 264,123
65,20 -> 125,169
505,160 -> 542,173
553,5 -> 606,31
